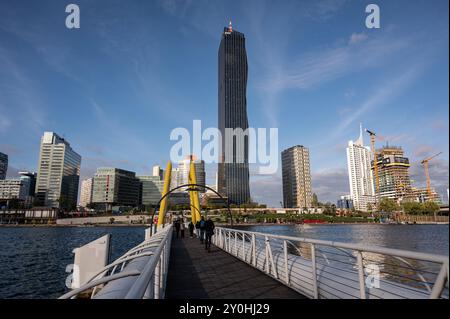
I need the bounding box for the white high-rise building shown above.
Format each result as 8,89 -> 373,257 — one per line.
152,165 -> 163,180
80,178 -> 93,208
346,124 -> 375,212
177,156 -> 206,193
170,168 -> 179,192
35,132 -> 81,209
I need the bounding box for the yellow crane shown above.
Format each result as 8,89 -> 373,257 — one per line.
365,129 -> 379,201
421,152 -> 442,201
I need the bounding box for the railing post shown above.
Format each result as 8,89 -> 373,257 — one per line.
356,251 -> 367,299
430,262 -> 448,299
265,236 -> 270,273
144,274 -> 154,299
242,233 -> 245,261
154,256 -> 161,299
283,240 -> 289,285
310,243 -> 319,299
252,234 -> 256,267
234,231 -> 237,256
265,236 -> 278,279
224,231 -> 228,251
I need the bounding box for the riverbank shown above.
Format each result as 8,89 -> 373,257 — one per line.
0,223 -> 149,228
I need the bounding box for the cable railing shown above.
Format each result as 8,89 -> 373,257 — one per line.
59,224 -> 173,299
212,227 -> 449,299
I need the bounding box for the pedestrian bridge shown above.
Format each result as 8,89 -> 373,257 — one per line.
59,224 -> 449,299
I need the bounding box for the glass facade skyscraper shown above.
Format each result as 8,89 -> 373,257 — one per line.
92,168 -> 140,209
0,152 -> 8,180
218,23 -> 251,205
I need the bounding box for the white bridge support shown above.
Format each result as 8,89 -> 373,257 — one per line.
59,225 -> 173,299
213,227 -> 449,299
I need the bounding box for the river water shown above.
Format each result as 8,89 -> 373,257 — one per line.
0,224 -> 447,299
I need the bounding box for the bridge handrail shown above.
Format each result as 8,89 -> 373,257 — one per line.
214,226 -> 449,299
219,227 -> 449,263
59,224 -> 173,299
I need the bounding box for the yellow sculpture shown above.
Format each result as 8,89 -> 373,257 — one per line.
157,161 -> 172,226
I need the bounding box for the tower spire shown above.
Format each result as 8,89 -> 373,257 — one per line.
228,21 -> 232,32
355,122 -> 364,146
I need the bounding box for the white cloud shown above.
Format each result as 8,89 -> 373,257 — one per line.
333,66 -> 421,137
312,168 -> 349,203
0,112 -> 11,132
349,32 -> 368,45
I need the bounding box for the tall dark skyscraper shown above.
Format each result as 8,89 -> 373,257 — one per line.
0,152 -> 8,180
218,22 -> 251,205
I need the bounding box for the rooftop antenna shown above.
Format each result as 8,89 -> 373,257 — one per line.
228,21 -> 232,32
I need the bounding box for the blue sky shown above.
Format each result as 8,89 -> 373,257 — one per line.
0,0 -> 448,206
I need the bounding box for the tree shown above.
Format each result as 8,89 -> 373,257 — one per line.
378,198 -> 399,213
312,193 -> 319,207
402,201 -> 423,215
422,201 -> 440,215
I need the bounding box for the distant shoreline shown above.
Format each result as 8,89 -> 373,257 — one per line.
0,222 -> 447,228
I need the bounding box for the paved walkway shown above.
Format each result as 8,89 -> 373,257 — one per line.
165,234 -> 304,299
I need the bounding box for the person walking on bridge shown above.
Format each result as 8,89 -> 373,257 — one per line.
180,220 -> 185,238
188,221 -> 194,238
204,217 -> 215,252
174,219 -> 181,238
199,216 -> 206,244
195,220 -> 201,238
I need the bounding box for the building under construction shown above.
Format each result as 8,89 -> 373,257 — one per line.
373,145 -> 441,203
373,145 -> 412,202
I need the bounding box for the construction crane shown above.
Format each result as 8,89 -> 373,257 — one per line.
421,152 -> 442,201
365,129 -> 379,202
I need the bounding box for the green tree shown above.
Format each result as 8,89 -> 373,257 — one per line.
378,198 -> 399,213
422,201 -> 440,215
402,201 -> 423,215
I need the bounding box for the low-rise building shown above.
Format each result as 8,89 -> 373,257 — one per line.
92,168 -> 140,211
137,175 -> 164,207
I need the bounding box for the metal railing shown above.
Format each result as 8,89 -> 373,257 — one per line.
59,224 -> 173,299
213,227 -> 449,299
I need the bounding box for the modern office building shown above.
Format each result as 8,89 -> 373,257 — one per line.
137,175 -> 164,207
346,125 -> 376,212
374,145 -> 412,202
170,168 -> 179,192
80,178 -> 93,208
35,132 -> 81,210
91,168 -> 140,210
177,156 -> 206,192
152,165 -> 164,180
337,195 -> 354,210
19,171 -> 37,207
0,152 -> 8,180
281,145 -> 312,208
0,179 -> 27,201
217,22 -> 251,205
19,171 -> 37,197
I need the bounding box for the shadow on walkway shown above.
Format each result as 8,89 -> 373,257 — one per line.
165,235 -> 304,299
